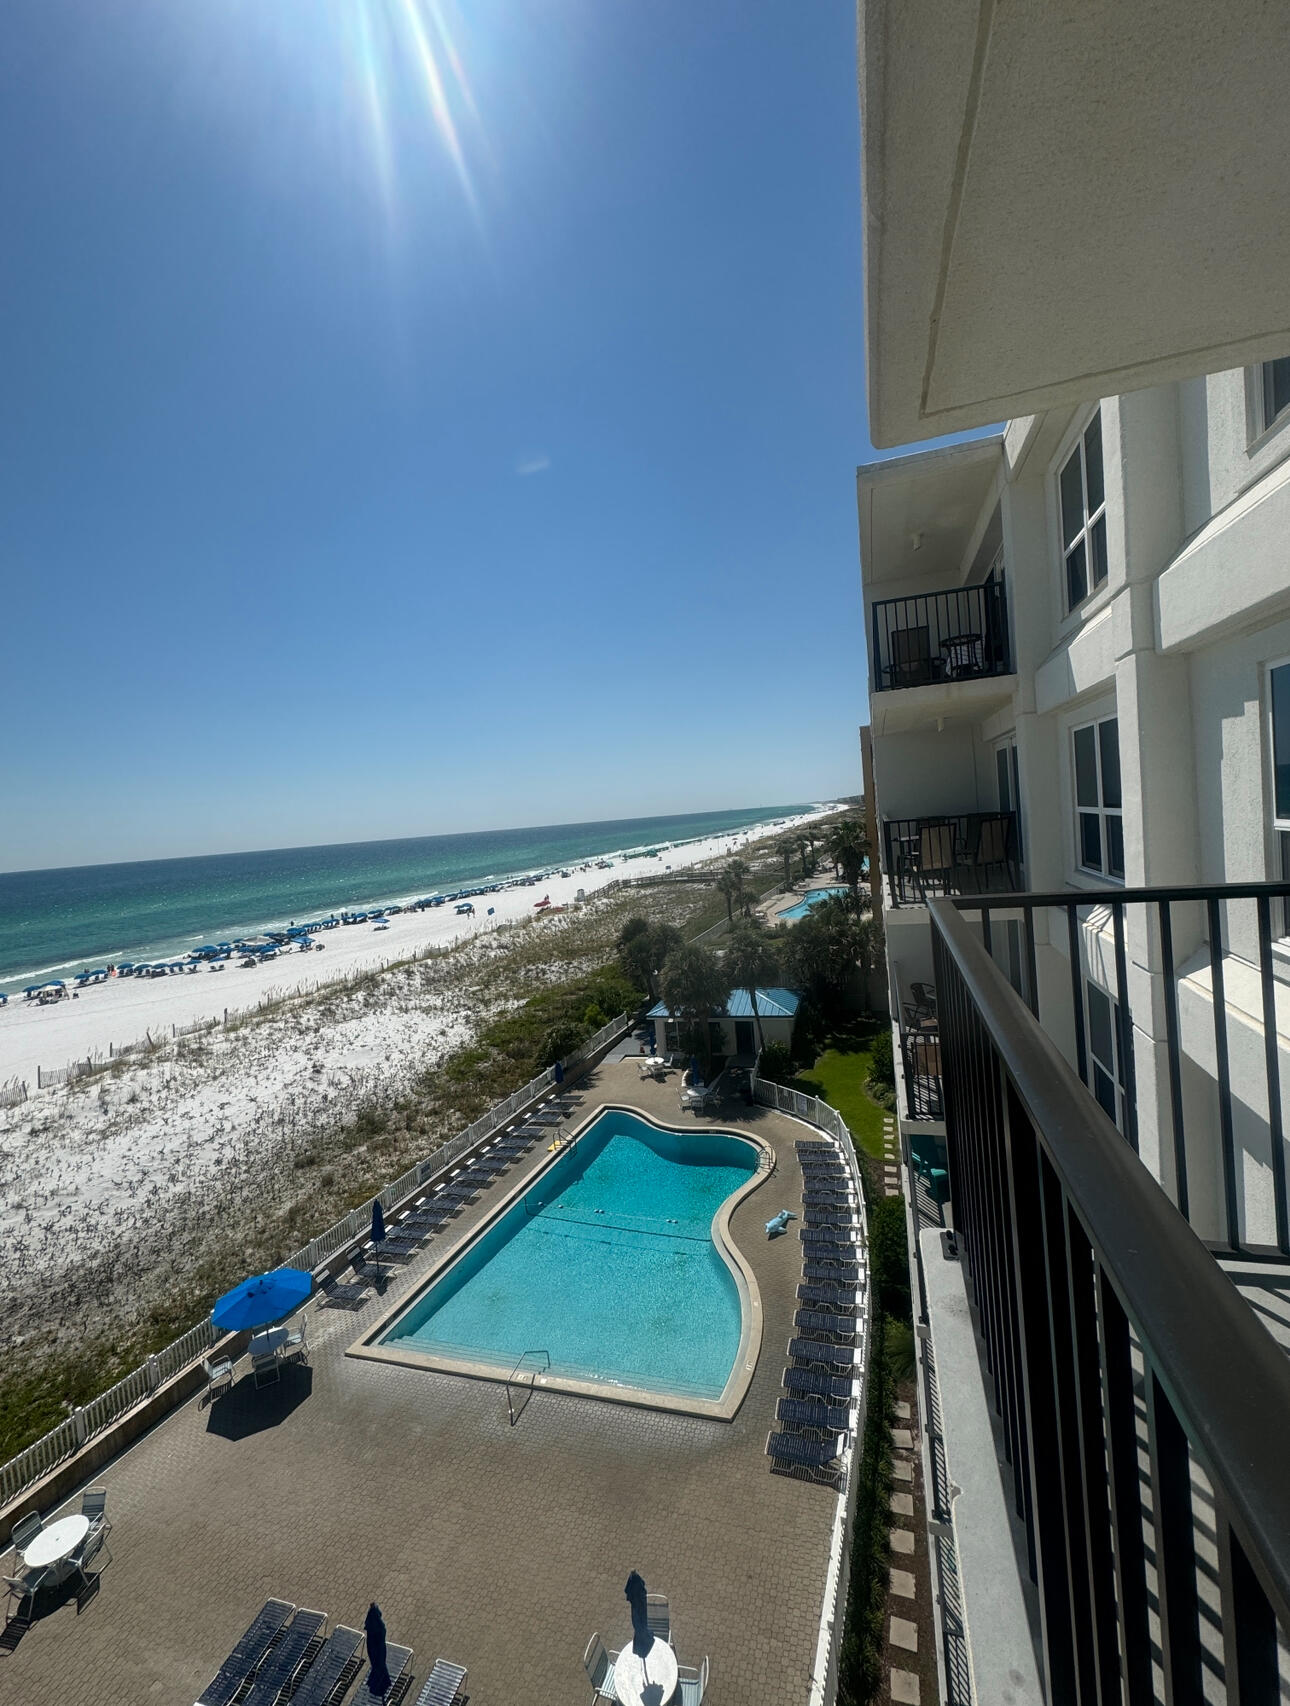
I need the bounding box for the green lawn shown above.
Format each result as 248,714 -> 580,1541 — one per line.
792,1023 -> 889,1158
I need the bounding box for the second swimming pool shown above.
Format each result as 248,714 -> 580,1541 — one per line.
363,1108 -> 764,1411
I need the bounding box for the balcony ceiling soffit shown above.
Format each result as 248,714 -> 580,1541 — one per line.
861,0 -> 1290,446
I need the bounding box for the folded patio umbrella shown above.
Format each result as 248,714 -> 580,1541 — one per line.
365,1602 -> 391,1698
211,1267 -> 311,1333
625,1570 -> 652,1655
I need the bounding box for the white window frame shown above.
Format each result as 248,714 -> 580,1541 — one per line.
1245,358 -> 1290,452
1085,978 -> 1128,1133
1264,657 -> 1290,934
1057,408 -> 1109,615
1071,714 -> 1124,883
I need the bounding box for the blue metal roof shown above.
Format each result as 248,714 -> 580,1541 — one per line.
647,987 -> 800,1020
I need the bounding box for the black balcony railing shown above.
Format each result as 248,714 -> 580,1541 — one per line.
870,580 -> 1011,692
900,1027 -> 943,1120
884,813 -> 1020,906
929,893 -> 1290,1703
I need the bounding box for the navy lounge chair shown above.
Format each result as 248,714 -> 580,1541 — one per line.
803,1258 -> 863,1284
795,1308 -> 859,1340
352,1641 -> 413,1704
319,1281 -> 369,1310
242,1609 -> 327,1706
798,1281 -> 857,1306
289,1625 -> 365,1706
800,1227 -> 857,1248
783,1366 -> 855,1402
766,1428 -> 845,1484
414,1658 -> 468,1705
803,1206 -> 855,1228
788,1337 -> 859,1369
777,1397 -> 851,1435
196,1599 -> 296,1706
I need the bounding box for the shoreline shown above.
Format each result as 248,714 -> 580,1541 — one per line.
0,808 -> 831,1089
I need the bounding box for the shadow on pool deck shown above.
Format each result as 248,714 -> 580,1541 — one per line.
1,1060 -> 850,1706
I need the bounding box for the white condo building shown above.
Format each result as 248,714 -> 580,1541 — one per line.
855,4 -> 1290,1703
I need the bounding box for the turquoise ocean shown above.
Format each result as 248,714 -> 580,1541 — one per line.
0,805 -> 810,993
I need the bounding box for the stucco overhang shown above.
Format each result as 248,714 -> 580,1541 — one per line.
860,0 -> 1290,447
857,434 -> 1003,593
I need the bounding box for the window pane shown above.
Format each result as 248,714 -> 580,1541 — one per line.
1060,449 -> 1085,547
1272,664 -> 1290,819
1089,514 -> 1109,586
1066,540 -> 1088,609
1106,813 -> 1125,880
1080,812 -> 1102,870
1074,726 -> 1099,806
996,746 -> 1012,812
1265,358 -> 1290,426
1098,718 -> 1122,807
1011,746 -> 1023,858
1087,982 -> 1113,1066
1093,1064 -> 1118,1123
1083,411 -> 1104,511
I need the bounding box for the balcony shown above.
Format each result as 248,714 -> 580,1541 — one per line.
870,581 -> 1010,693
882,812 -> 1019,907
913,882 -> 1290,1700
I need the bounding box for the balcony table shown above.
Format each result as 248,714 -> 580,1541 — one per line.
23,1514 -> 90,1583
614,1638 -> 679,1706
248,1326 -> 289,1359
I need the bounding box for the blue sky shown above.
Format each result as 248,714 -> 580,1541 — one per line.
4,0 -> 932,870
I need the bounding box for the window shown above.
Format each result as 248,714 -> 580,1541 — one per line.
1059,411 -> 1108,611
1086,980 -> 1129,1133
995,739 -> 1023,861
1073,716 -> 1123,879
1266,663 -> 1290,928
1262,359 -> 1290,434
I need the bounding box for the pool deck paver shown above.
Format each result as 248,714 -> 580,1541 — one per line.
1,1060 -> 852,1706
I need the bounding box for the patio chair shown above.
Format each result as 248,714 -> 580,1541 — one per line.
414,1657 -> 468,1706
4,1564 -> 48,1630
196,1598 -> 296,1706
777,1397 -> 851,1436
289,1624 -> 364,1706
913,823 -> 959,900
789,1336 -> 859,1370
582,1632 -> 620,1702
645,1591 -> 671,1646
968,813 -> 1020,891
318,1279 -> 369,1311
800,1227 -> 857,1249
884,625 -> 934,689
803,1259 -> 863,1286
802,1205 -> 854,1228
251,1351 -> 280,1389
283,1320 -> 309,1366
766,1428 -> 846,1485
910,983 -> 937,1021
798,1281 -> 857,1306
677,1656 -> 710,1706
795,1308 -> 859,1342
203,1356 -> 235,1402
352,1641 -> 413,1704
10,1512 -> 42,1555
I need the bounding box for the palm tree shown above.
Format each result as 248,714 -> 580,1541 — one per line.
659,943 -> 732,1075
724,925 -> 779,1057
780,841 -> 794,892
826,815 -> 869,904
717,857 -> 750,923
796,836 -> 813,880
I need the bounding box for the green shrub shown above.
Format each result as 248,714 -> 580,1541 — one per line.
756,1041 -> 795,1085
868,1027 -> 894,1090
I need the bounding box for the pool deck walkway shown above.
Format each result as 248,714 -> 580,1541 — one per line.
1,1061 -> 854,1706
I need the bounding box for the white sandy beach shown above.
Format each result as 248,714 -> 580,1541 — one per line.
0,809 -> 830,1091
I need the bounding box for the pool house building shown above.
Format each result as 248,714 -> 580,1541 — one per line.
857,3 -> 1290,1703
646,987 -> 801,1061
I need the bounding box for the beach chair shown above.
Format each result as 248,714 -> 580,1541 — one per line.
318,1279 -> 369,1311
802,1206 -> 855,1229
800,1227 -> 856,1249
798,1281 -> 856,1307
283,1320 -> 309,1366
196,1599 -> 296,1706
582,1632 -> 620,1702
288,1624 -> 365,1706
777,1397 -> 851,1436
241,1608 -> 327,1706
783,1366 -> 855,1403
251,1351 -> 280,1389
352,1641 -> 413,1704
802,1187 -> 853,1207
202,1356 -> 235,1402
9,1512 -> 42,1555
414,1657 -> 468,1706
766,1428 -> 846,1486
788,1336 -> 858,1370
4,1563 -> 48,1630
794,1307 -> 859,1341
73,1489 -> 112,1578
676,1656 -> 709,1705
803,1258 -> 863,1285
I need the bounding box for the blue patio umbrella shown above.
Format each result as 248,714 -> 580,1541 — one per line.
364,1603 -> 391,1698
625,1570 -> 652,1655
211,1267 -> 311,1333
554,1060 -> 565,1085
370,1200 -> 387,1273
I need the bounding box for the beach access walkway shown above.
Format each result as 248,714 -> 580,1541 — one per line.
1,1061 -> 854,1706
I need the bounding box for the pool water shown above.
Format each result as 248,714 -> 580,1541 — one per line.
379,1110 -> 758,1399
778,885 -> 850,920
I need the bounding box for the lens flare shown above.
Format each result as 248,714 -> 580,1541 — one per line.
390,0 -> 481,218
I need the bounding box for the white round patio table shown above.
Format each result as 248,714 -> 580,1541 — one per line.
613,1639 -> 679,1706
23,1515 -> 90,1582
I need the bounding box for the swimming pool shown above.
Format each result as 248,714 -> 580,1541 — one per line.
778,885 -> 850,920
354,1108 -> 768,1417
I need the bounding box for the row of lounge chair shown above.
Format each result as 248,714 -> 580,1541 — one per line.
195,1598 -> 466,1706
765,1137 -> 866,1489
318,1095 -> 582,1310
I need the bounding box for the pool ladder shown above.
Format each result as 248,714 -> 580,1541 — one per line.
506,1348 -> 550,1426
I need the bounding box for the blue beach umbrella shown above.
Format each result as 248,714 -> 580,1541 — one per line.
554,1060 -> 565,1085
211,1267 -> 311,1333
625,1570 -> 652,1655
365,1603 -> 391,1699
370,1200 -> 387,1274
